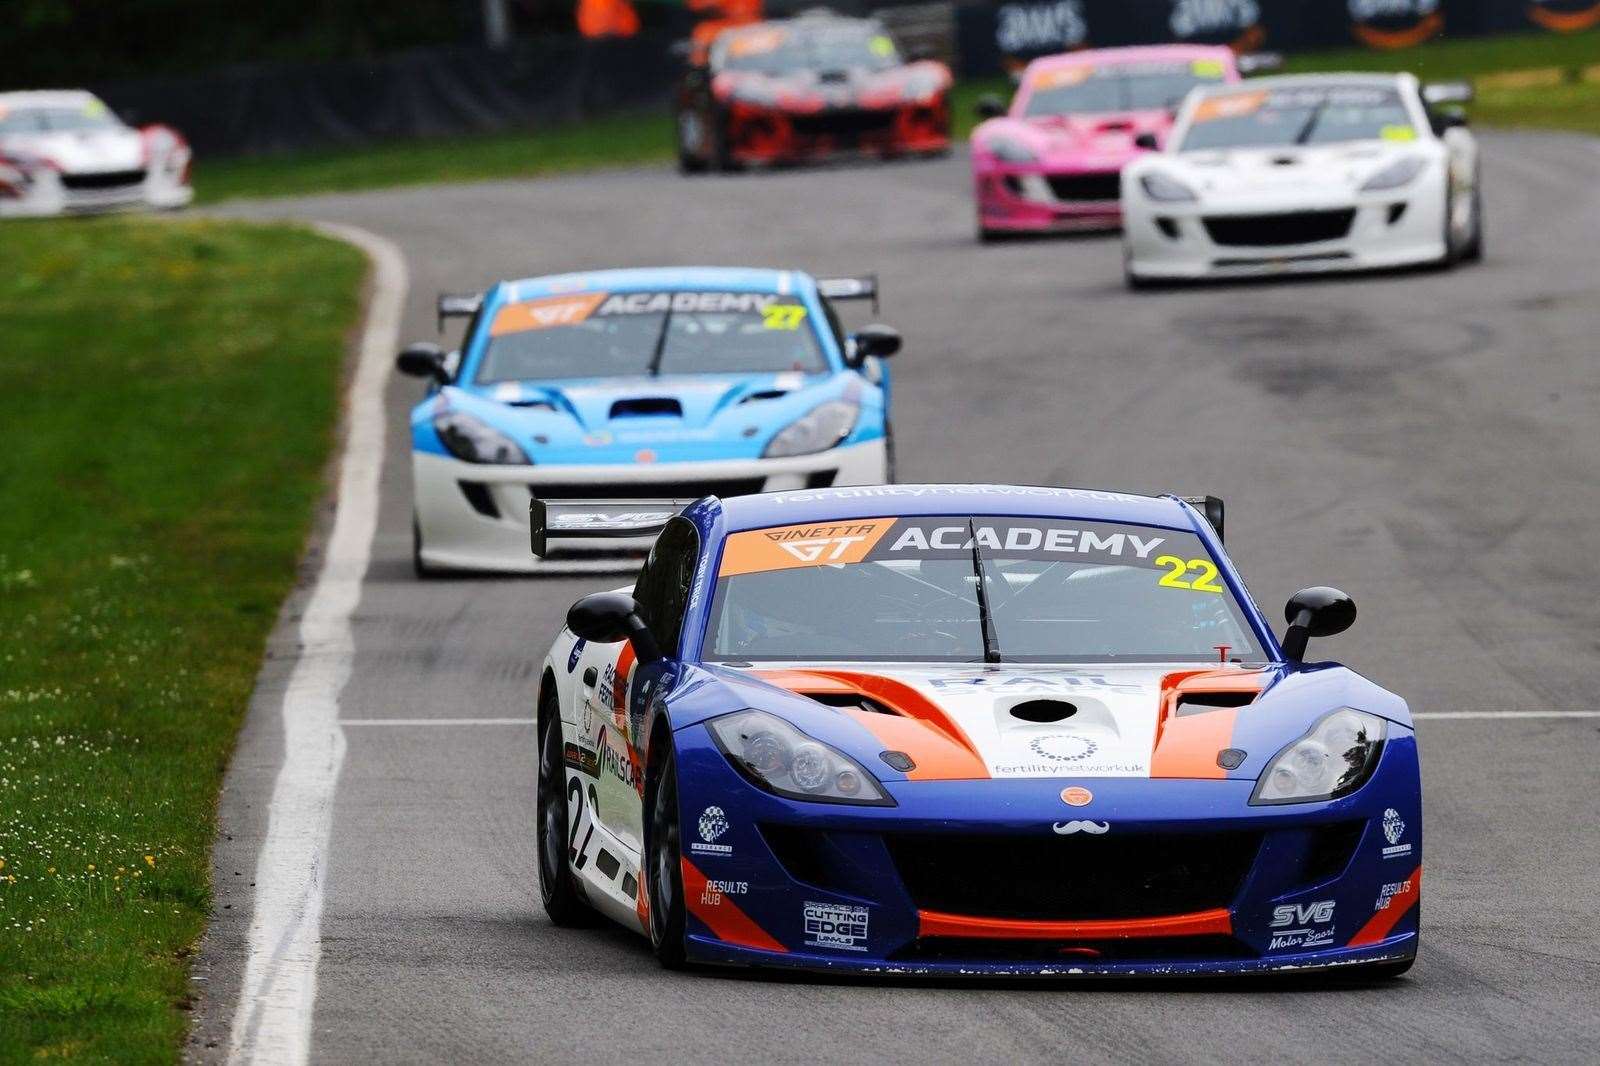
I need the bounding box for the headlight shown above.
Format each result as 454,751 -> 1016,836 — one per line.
1251,708 -> 1386,805
1360,156 -> 1427,192
1139,172 -> 1198,203
707,710 -> 893,805
433,402 -> 530,464
983,137 -> 1036,165
762,399 -> 858,458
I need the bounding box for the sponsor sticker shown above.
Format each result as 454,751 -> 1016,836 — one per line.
1380,124 -> 1417,141
562,741 -> 600,777
1375,878 -> 1413,912
699,879 -> 749,906
1268,899 -> 1336,950
803,901 -> 870,952
1381,807 -> 1412,859
490,292 -> 607,336
1060,785 -> 1093,806
567,638 -> 586,673
1028,734 -> 1098,763
1052,820 -> 1109,835
690,805 -> 733,857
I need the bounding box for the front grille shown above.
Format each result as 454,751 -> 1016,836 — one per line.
61,169 -> 146,191
1046,172 -> 1121,202
1203,209 -> 1355,247
529,478 -> 765,501
886,830 -> 1262,921
789,108 -> 896,141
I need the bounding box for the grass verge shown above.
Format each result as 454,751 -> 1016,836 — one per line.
0,218 -> 365,1063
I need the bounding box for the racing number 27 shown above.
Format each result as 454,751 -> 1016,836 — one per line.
1156,556 -> 1223,593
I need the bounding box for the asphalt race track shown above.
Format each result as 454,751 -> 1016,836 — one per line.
199,132 -> 1600,1063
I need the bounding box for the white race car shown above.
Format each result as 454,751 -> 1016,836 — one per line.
1121,73 -> 1481,285
0,91 -> 193,218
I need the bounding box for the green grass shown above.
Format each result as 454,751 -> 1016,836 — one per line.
0,218 -> 365,1063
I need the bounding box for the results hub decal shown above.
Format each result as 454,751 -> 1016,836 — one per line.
1347,0 -> 1444,49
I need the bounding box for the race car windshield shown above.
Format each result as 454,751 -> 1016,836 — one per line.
0,105 -> 124,134
473,291 -> 828,383
718,27 -> 901,74
705,516 -> 1266,663
1179,85 -> 1415,150
1022,61 -> 1227,117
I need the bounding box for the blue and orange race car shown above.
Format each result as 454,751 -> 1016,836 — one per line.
533,485 -> 1421,977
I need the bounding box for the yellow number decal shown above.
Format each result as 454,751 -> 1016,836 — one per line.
1156,556 -> 1223,592
1187,560 -> 1223,593
762,305 -> 806,330
1156,555 -> 1191,588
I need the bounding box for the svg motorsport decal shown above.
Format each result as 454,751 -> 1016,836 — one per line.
1268,899 -> 1336,951
803,901 -> 871,952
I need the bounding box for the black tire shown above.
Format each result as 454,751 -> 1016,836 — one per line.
411,516 -> 439,579
676,109 -> 709,174
644,738 -> 688,969
1460,185 -> 1484,263
537,698 -> 593,927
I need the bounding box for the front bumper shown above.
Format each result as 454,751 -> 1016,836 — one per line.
975,168 -> 1124,234
412,438 -> 888,573
1123,190 -> 1446,281
0,167 -> 192,218
673,723 -> 1421,977
726,100 -> 950,165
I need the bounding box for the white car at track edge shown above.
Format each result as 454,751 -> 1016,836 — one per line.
0,90 -> 194,218
1122,73 -> 1481,285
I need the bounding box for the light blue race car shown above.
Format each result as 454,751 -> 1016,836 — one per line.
396,267 -> 902,574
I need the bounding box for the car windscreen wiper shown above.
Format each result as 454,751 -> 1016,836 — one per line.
968,517 -> 1002,664
647,309 -> 673,377
1292,102 -> 1328,145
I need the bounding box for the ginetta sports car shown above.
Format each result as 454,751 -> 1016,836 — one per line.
971,45 -> 1245,239
0,91 -> 193,218
396,267 -> 900,574
675,11 -> 951,172
533,485 -> 1422,977
1122,73 -> 1482,285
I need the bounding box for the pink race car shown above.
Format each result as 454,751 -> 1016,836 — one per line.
972,45 -> 1261,240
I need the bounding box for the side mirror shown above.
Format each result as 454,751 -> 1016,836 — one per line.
848,324 -> 902,366
1431,108 -> 1469,134
1281,587 -> 1356,661
1422,80 -> 1474,106
1134,132 -> 1160,151
397,342 -> 449,384
975,94 -> 1007,120
566,591 -> 663,664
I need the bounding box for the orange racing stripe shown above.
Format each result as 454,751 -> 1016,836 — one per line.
1149,669 -> 1265,780
918,907 -> 1233,941
681,857 -> 787,952
1348,865 -> 1421,947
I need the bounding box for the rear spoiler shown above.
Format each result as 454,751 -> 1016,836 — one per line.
1422,80 -> 1474,106
437,292 -> 483,332
1177,495 -> 1225,543
816,274 -> 880,314
530,498 -> 691,557
1236,52 -> 1283,75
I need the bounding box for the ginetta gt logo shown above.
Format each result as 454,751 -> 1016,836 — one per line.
774,530 -> 876,563
1052,820 -> 1109,835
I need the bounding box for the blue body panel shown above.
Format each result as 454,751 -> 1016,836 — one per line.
407,267 -> 888,466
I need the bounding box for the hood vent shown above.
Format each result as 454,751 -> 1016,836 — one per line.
818,69 -> 850,84
1008,700 -> 1077,724
609,397 -> 682,419
739,389 -> 789,404
1175,690 -> 1257,716
805,691 -> 896,716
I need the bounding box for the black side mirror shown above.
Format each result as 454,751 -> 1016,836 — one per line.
1134,132 -> 1160,151
566,591 -> 663,664
1431,108 -> 1468,134
848,324 -> 902,367
397,342 -> 449,384
1281,587 -> 1356,661
976,94 -> 1007,120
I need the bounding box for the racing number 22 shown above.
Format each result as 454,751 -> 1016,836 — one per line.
1156,556 -> 1223,593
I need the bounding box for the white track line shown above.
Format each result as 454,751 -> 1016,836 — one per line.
340,718 -> 533,726
1413,711 -> 1600,720
228,222 -> 407,1066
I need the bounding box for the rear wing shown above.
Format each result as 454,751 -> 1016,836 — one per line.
437,292 -> 483,332
816,274 -> 880,314
1422,81 -> 1474,106
1177,495 -> 1225,543
529,498 -> 692,557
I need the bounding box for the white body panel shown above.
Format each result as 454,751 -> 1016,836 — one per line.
414,438 -> 888,573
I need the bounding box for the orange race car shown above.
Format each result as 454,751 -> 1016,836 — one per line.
674,10 -> 951,172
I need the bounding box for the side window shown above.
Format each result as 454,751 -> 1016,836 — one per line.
632,517 -> 700,657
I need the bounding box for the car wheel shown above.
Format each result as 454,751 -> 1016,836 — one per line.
537,695 -> 594,926
412,516 -> 439,579
644,737 -> 688,969
677,110 -> 709,175
1460,185 -> 1484,263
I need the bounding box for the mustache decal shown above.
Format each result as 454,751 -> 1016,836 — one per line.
1052,820 -> 1110,835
